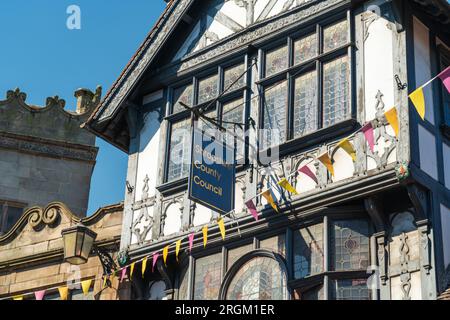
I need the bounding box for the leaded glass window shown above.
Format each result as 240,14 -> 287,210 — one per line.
294,33 -> 317,65
259,234 -> 286,257
227,243 -> 253,270
330,279 -> 371,300
224,64 -> 246,91
167,119 -> 191,182
262,81 -> 288,148
293,223 -> 324,279
222,98 -> 245,159
293,70 -> 318,138
323,20 -> 349,53
198,108 -> 218,132
331,220 -> 370,271
194,253 -> 222,300
265,46 -> 288,77
226,257 -> 288,300
323,56 -> 350,128
173,84 -> 193,114
198,74 -> 219,105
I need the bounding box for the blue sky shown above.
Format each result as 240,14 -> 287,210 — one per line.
0,0 -> 167,214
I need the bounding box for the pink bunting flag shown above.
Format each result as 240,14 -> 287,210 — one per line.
439,66 -> 450,93
298,165 -> 318,184
121,267 -> 127,282
34,290 -> 46,301
152,252 -> 159,272
361,122 -> 375,153
188,233 -> 195,252
245,199 -> 259,221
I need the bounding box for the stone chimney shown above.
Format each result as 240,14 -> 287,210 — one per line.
74,88 -> 95,114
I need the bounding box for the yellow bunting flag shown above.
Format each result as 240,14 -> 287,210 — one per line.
218,217 -> 226,240
13,295 -> 23,301
409,87 -> 425,120
175,239 -> 182,262
58,287 -> 69,301
278,178 -> 298,195
317,153 -> 334,177
384,107 -> 399,137
81,279 -> 92,296
130,262 -> 135,280
262,190 -> 278,212
141,257 -> 148,277
202,226 -> 208,248
337,138 -> 356,162
163,246 -> 169,266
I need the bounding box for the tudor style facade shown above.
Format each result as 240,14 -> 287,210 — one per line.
86,0 -> 450,300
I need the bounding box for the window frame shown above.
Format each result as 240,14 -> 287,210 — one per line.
0,200 -> 26,235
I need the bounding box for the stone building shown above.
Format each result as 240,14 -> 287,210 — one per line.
85,0 -> 450,300
0,87 -> 102,235
0,202 -> 124,300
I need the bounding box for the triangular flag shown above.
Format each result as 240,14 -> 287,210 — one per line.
439,66 -> 450,93
317,153 -> 334,176
130,262 -> 135,280
13,295 -> 23,301
102,276 -> 108,289
262,190 -> 278,212
163,246 -> 169,266
336,138 -> 356,162
121,267 -> 127,282
34,290 -> 46,300
361,122 -> 375,153
384,107 -> 399,137
188,233 -> 195,252
278,178 -> 298,195
58,287 -> 68,301
218,217 -> 226,240
245,199 -> 259,221
81,279 -> 92,296
175,239 -> 182,262
409,87 -> 425,120
202,226 -> 208,248
152,253 -> 159,272
142,257 -> 148,277
298,165 -> 318,184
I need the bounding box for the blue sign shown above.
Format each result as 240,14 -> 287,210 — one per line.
188,127 -> 235,215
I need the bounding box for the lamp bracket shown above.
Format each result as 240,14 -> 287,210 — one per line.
93,245 -> 118,276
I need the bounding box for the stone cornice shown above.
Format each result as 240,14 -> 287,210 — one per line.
0,131 -> 98,163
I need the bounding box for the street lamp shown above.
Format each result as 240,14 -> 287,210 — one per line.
61,224 -> 97,265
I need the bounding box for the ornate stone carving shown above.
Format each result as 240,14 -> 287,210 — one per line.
399,232 -> 412,300
132,175 -> 155,244
6,88 -> 27,102
27,205 -> 60,230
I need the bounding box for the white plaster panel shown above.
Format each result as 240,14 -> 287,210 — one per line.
163,202 -> 182,236
331,146 -> 355,183
440,204 -> 450,271
443,142 -> 450,188
418,124 -> 438,180
390,271 -> 422,300
193,203 -> 213,227
295,160 -> 317,193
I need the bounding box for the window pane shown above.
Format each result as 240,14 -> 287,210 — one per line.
224,64 -> 246,91
293,223 -> 324,279
294,33 -> 317,65
331,220 -> 370,271
293,70 -> 318,138
226,257 -> 288,300
260,234 -> 286,257
330,279 -> 371,300
323,20 -> 348,53
198,108 -> 218,132
173,84 -> 193,114
323,56 -> 350,128
198,74 -> 219,105
301,285 -> 324,300
262,81 -> 288,148
167,119 -> 191,181
265,46 -> 288,77
194,253 -> 222,300
222,98 -> 245,159
227,243 -> 253,270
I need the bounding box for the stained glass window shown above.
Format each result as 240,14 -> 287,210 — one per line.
222,98 -> 245,159
226,257 -> 288,300
330,279 -> 371,300
323,20 -> 349,53
262,81 -> 288,148
293,223 -> 324,279
194,253 -> 222,300
293,71 -> 318,138
331,220 -> 370,271
224,64 -> 246,92
167,119 -> 191,182
259,234 -> 286,257
173,84 -> 193,114
265,46 -> 288,77
323,56 -> 350,128
227,243 -> 253,270
198,74 -> 219,105
294,33 -> 317,65
198,108 -> 218,132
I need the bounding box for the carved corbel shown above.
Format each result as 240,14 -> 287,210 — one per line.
364,195 -> 386,232
406,183 -> 429,221
375,231 -> 388,286
156,259 -> 174,300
